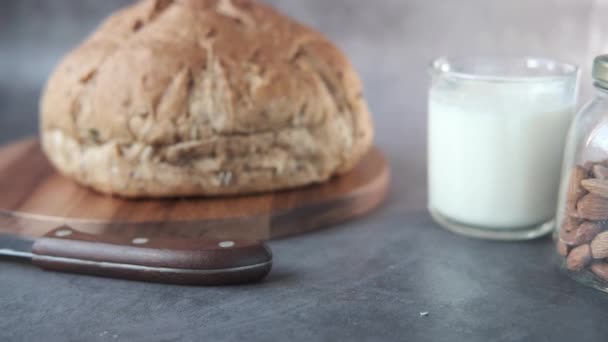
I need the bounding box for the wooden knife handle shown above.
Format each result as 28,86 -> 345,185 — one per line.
31,226 -> 272,286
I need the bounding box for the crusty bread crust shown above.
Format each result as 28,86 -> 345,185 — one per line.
40,0 -> 373,198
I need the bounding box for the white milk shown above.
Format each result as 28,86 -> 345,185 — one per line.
428,81 -> 575,229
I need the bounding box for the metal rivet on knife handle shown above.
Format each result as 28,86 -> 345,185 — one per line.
55,229 -> 73,237
132,237 -> 149,245
219,241 -> 235,248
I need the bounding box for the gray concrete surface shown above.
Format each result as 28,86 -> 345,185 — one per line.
2,0 -> 608,341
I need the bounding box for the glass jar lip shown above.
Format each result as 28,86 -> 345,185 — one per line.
430,56 -> 579,83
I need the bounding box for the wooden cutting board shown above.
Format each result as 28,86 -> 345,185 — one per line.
0,138 -> 389,240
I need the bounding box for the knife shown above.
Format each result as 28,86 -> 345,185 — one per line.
0,226 -> 272,285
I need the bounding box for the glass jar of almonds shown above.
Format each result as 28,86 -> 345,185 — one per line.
556,55 -> 608,292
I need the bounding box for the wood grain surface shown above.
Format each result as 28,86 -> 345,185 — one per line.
0,139 -> 390,240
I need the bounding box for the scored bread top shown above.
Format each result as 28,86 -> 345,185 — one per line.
40,0 -> 374,197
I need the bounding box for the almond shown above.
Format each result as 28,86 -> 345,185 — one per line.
563,215 -> 583,232
593,164 -> 608,180
574,222 -> 602,245
591,262 -> 608,282
577,194 -> 608,220
559,216 -> 583,246
567,244 -> 592,271
567,166 -> 588,214
556,240 -> 570,257
581,178 -> 608,198
591,231 -> 608,259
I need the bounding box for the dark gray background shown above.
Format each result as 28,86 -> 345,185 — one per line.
2,1 -> 608,341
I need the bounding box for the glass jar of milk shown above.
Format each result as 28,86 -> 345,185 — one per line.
428,57 -> 579,240
556,55 -> 608,292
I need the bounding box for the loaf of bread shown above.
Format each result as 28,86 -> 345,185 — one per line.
40,0 -> 374,198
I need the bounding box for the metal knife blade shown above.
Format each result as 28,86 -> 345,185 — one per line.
0,233 -> 34,259
0,226 -> 272,285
